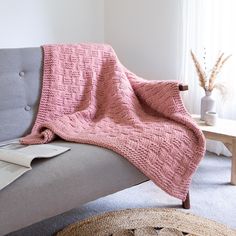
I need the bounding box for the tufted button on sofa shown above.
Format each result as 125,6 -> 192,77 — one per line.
19,71 -> 25,77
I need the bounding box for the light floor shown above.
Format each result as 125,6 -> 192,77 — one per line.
8,152 -> 236,236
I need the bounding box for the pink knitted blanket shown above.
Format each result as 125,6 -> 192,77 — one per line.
21,44 -> 205,200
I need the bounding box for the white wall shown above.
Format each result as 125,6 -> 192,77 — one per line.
0,0 -> 104,48
104,0 -> 181,80
0,0 -> 181,81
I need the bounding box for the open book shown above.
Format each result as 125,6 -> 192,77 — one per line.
0,142 -> 70,190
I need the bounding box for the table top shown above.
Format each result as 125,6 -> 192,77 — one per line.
192,114 -> 236,138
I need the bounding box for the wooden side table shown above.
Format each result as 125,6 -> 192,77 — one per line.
192,114 -> 236,185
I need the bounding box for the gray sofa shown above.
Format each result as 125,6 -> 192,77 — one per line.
0,48 -> 148,235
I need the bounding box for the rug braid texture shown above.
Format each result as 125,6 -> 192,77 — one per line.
56,208 -> 236,236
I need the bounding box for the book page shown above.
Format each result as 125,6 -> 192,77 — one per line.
0,149 -> 33,167
0,161 -> 29,190
0,139 -> 20,148
0,144 -> 70,168
19,144 -> 70,158
0,143 -> 70,190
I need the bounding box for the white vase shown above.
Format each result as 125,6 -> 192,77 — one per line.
200,91 -> 216,120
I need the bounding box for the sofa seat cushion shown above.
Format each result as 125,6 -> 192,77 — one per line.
0,140 -> 147,235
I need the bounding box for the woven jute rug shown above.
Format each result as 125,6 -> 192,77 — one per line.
56,208 -> 236,236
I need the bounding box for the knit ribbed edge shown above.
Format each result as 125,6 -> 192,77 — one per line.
160,82 -> 206,199
31,45 -> 53,133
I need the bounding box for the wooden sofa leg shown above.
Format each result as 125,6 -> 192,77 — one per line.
182,192 -> 190,209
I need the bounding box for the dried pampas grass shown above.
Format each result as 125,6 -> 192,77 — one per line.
190,50 -> 207,90
190,50 -> 231,94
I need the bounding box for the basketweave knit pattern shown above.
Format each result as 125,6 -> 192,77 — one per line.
21,44 -> 205,200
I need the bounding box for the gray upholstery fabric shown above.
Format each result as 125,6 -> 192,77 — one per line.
0,48 -> 42,142
0,48 -> 148,235
0,140 -> 147,235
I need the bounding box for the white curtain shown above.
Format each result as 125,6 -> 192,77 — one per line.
179,0 -> 236,155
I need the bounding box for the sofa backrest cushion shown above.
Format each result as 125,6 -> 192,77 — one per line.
0,47 -> 42,142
